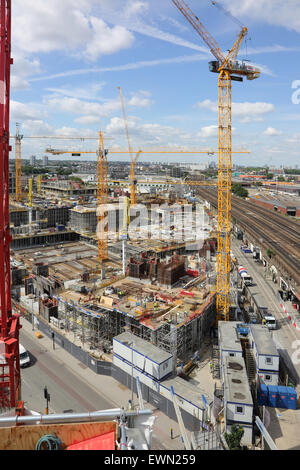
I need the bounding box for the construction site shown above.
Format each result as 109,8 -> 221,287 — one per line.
0,0 -> 299,453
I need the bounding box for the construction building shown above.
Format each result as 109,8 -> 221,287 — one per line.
42,180 -> 97,198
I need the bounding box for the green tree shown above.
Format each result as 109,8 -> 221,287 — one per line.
224,424 -> 244,450
267,248 -> 275,259
232,183 -> 249,199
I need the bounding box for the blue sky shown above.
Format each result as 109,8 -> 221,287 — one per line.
10,0 -> 300,167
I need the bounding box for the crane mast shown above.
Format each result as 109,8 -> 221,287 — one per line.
117,87 -> 142,206
97,131 -> 108,266
171,0 -> 260,322
0,0 -> 21,409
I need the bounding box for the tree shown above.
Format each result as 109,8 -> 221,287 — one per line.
232,183 -> 249,199
224,424 -> 244,450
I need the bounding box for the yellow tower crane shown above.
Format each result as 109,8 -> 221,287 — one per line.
44,132 -> 112,270
97,131 -> 108,267
11,129 -> 100,202
171,0 -> 260,322
117,86 -> 142,207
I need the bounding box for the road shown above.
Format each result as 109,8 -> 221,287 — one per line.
18,324 -> 179,450
20,328 -> 113,414
231,237 -> 300,390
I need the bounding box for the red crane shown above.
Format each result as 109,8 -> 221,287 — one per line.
0,0 -> 21,410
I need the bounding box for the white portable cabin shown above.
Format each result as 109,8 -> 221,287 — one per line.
218,321 -> 243,373
249,324 -> 280,385
223,356 -> 253,447
160,376 -> 208,423
113,332 -> 173,381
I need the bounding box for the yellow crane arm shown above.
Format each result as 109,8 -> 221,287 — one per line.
117,87 -> 134,161
171,0 -> 225,63
220,27 -> 248,71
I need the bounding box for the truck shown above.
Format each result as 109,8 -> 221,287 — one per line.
238,266 -> 253,286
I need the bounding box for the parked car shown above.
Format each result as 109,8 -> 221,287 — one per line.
19,344 -> 31,368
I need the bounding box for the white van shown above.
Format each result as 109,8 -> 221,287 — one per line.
19,344 -> 31,368
263,315 -> 277,330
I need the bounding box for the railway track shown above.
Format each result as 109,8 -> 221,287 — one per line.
196,188 -> 300,289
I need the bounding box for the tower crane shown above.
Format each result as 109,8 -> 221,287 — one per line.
11,130 -> 99,202
97,131 -> 108,267
44,132 -> 111,270
117,86 -> 141,207
171,0 -> 260,322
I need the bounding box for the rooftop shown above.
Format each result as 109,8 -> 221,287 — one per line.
114,331 -> 173,365
250,324 -> 279,356
218,321 -> 243,353
223,355 -> 253,406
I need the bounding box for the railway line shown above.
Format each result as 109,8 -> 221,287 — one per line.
196,188 -> 300,290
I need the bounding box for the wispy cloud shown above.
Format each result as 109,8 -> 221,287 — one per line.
30,54 -> 209,82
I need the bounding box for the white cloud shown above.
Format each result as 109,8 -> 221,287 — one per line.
106,116 -> 202,148
48,96 -> 121,118
21,120 -> 53,136
46,83 -> 106,101
264,127 -> 282,136
11,54 -> 41,90
85,18 -> 134,62
196,99 -> 275,122
31,54 -> 208,83
47,90 -> 153,124
197,125 -> 218,138
74,116 -> 101,125
128,91 -> 153,107
11,100 -> 45,121
221,0 -> 300,34
13,0 -> 134,61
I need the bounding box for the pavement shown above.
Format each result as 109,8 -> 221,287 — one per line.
20,315 -> 187,450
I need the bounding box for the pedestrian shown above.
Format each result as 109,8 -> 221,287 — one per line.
170,427 -> 173,440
